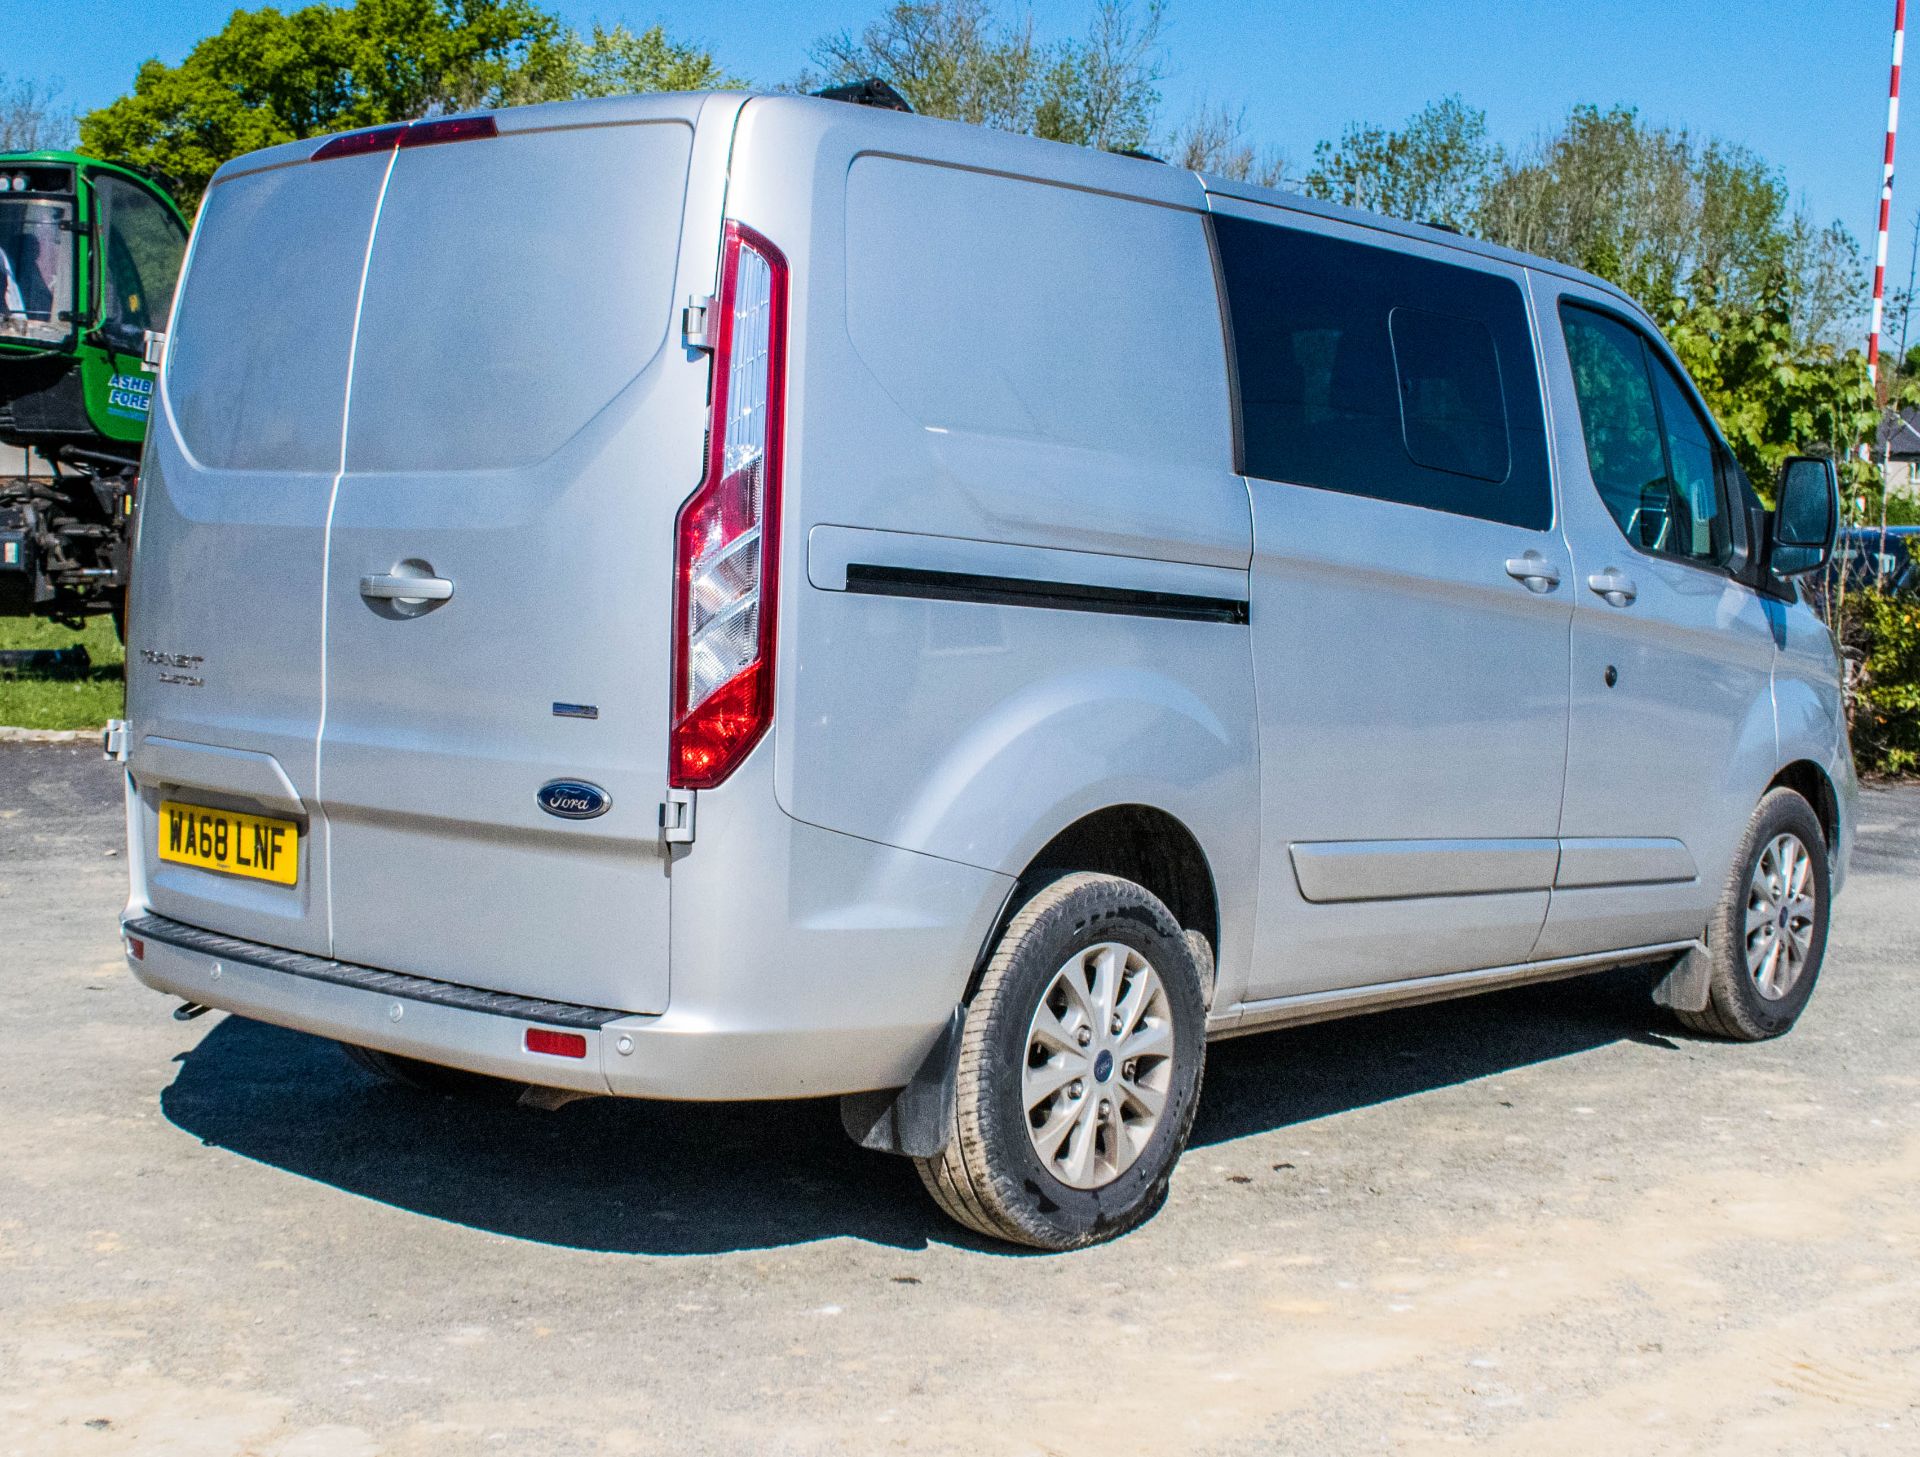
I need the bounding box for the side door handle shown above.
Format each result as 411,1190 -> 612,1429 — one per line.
360,573 -> 454,603
1586,568 -> 1637,608
1504,554 -> 1561,593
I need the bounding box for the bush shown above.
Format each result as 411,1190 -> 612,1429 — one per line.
1846,588 -> 1920,777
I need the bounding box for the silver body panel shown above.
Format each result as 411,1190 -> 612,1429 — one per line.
122,92 -> 1853,1102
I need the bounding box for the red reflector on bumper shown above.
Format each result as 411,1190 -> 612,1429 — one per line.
126,936 -> 145,961
525,1027 -> 587,1059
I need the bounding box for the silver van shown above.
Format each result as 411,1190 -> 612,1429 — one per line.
115,90 -> 1854,1250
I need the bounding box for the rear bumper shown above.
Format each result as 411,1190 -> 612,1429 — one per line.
123,786 -> 1014,1102
127,915 -> 619,1095
121,731 -> 1015,1100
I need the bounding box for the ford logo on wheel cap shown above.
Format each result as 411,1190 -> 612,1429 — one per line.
537,780 -> 611,820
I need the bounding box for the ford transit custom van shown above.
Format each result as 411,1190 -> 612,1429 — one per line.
115,90 -> 1853,1249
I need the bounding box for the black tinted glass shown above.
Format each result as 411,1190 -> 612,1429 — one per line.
1389,307 -> 1509,481
1213,215 -> 1551,530
1560,304 -> 1731,565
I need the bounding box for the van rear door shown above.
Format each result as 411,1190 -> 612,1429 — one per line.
127,145 -> 390,957
317,99 -> 729,1013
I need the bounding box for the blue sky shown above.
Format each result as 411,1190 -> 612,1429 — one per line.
15,2 -> 1908,306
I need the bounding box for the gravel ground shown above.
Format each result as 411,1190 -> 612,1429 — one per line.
1,741 -> 1916,1455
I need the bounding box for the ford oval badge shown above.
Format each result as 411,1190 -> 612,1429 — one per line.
537,780 -> 611,820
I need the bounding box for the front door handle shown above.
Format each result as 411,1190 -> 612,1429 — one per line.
1504,554 -> 1561,593
360,573 -> 454,603
1587,568 -> 1637,608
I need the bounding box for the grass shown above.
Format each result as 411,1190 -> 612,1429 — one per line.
0,613 -> 125,730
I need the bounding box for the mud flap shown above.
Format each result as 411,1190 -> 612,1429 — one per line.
839,1006 -> 965,1159
1651,941 -> 1713,1014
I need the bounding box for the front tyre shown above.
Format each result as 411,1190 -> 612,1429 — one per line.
1675,788 -> 1831,1041
915,873 -> 1207,1250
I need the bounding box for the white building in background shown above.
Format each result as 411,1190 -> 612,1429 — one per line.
1875,407 -> 1920,498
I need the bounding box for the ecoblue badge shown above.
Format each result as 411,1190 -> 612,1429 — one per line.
537,780 -> 610,820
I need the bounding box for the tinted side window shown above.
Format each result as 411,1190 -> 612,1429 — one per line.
1649,355 -> 1731,563
1560,305 -> 1732,565
1213,215 -> 1551,530
1389,307 -> 1509,481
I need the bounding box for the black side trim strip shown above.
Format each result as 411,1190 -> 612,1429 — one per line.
842,563 -> 1249,624
126,914 -> 629,1029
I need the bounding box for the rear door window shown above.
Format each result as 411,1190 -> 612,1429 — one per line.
167,155 -> 390,473
344,121 -> 691,473
1212,214 -> 1551,530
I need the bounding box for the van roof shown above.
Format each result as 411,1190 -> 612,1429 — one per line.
213,88 -> 1641,315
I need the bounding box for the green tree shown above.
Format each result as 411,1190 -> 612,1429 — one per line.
1301,96 -> 1491,231
1655,279 -> 1877,493
1477,105 -> 1789,310
1031,1 -> 1165,151
804,0 -> 1165,153
1783,211 -> 1868,351
1846,588 -> 1920,775
530,23 -> 742,101
79,0 -> 735,206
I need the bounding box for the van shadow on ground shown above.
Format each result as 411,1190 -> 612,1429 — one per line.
159,963 -> 1678,1258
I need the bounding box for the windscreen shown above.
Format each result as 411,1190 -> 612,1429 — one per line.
0,198 -> 74,345
343,120 -> 692,472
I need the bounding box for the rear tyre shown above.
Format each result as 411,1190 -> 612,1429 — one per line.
914,872 -> 1207,1250
338,1041 -> 517,1100
1674,788 -> 1830,1041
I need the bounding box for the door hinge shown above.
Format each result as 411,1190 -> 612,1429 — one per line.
660,787 -> 696,844
682,293 -> 717,351
102,718 -> 128,762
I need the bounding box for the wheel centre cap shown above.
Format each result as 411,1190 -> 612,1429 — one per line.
1093,1049 -> 1115,1083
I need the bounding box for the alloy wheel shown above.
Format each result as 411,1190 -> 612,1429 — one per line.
1021,941 -> 1174,1189
1745,832 -> 1817,1001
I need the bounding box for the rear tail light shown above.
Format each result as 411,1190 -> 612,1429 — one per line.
525,1027 -> 587,1059
670,222 -> 790,790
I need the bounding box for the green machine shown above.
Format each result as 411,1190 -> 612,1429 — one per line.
0,151 -> 189,632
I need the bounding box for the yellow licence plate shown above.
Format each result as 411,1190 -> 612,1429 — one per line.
157,800 -> 299,886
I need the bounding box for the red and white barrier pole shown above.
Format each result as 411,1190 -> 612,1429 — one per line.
1870,0 -> 1907,390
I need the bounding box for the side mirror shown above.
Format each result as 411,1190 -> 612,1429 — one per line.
1769,455 -> 1838,578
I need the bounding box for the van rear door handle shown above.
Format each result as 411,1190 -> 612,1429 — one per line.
360,573 -> 454,602
1587,569 -> 1637,607
1503,555 -> 1561,592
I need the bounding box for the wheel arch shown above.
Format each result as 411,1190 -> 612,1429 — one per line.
963,802 -> 1221,1005
1768,758 -> 1839,855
